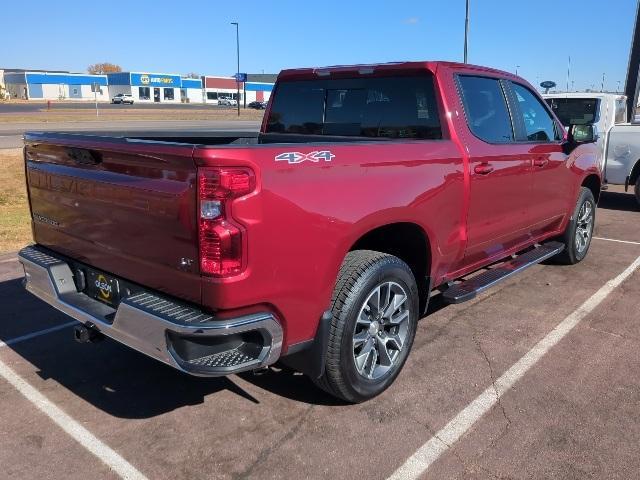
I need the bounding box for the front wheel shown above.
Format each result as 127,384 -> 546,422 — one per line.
314,250 -> 419,403
555,187 -> 596,264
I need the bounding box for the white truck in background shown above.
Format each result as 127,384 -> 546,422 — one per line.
544,92 -> 640,205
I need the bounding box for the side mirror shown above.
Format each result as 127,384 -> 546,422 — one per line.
564,124 -> 599,154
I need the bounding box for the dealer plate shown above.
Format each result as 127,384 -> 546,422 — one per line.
84,269 -> 121,307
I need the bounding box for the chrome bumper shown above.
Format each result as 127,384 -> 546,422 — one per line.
18,246 -> 283,376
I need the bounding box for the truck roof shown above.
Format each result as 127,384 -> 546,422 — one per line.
277,61 -> 521,82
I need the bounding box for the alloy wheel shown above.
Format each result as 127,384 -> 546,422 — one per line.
352,281 -> 411,380
575,200 -> 594,254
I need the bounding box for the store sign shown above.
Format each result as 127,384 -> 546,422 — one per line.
131,73 -> 180,87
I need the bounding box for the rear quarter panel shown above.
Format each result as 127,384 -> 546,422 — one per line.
194,140 -> 465,347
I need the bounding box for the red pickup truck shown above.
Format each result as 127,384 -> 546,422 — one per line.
19,61 -> 600,402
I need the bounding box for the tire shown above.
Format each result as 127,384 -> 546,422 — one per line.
314,250 -> 419,403
555,187 -> 596,265
635,176 -> 640,207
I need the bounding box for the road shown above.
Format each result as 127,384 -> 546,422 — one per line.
0,120 -> 261,148
0,187 -> 639,479
0,102 -> 242,113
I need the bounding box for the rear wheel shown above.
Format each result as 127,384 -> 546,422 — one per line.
555,187 -> 596,264
635,176 -> 640,206
314,250 -> 419,403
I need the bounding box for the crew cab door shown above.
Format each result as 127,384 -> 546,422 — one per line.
508,82 -> 572,235
457,75 -> 533,266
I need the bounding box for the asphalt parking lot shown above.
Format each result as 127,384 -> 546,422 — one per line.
1,185 -> 639,480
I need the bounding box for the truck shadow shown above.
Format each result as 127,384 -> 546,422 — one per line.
0,277 -> 346,419
599,191 -> 640,212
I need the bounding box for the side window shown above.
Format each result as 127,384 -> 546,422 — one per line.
458,76 -> 513,143
512,83 -> 560,142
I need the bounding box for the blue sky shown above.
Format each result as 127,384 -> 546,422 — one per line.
2,0 -> 637,90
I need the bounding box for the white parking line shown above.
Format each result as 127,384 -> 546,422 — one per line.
0,322 -> 146,478
388,255 -> 640,480
593,236 -> 640,246
0,359 -> 148,480
0,321 -> 77,348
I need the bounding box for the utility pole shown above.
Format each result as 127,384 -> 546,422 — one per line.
601,72 -> 606,92
464,0 -> 469,63
566,56 -> 571,92
618,80 -> 622,92
515,65 -> 520,76
231,22 -> 240,117
624,0 -> 640,121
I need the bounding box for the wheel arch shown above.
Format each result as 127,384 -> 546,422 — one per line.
348,222 -> 432,313
629,158 -> 640,189
581,173 -> 601,203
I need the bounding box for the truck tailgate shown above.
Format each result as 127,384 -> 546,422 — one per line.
24,134 -> 201,304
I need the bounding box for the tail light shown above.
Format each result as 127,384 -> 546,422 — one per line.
198,167 -> 255,277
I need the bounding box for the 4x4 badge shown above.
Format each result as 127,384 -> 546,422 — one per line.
275,151 -> 335,164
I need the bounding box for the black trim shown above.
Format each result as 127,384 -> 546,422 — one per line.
280,310 -> 332,379
421,276 -> 433,316
285,339 -> 314,356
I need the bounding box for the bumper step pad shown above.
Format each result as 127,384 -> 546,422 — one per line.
188,349 -> 256,369
124,292 -> 214,325
442,241 -> 565,304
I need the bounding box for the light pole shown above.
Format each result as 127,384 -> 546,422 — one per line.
463,0 -> 470,63
515,65 -> 520,76
231,22 -> 240,117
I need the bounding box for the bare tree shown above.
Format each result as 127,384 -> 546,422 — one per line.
88,63 -> 123,75
184,72 -> 201,79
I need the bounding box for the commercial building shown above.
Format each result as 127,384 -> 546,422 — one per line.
245,73 -> 276,103
3,70 -> 109,101
1,67 -> 275,104
107,72 -> 182,103
180,77 -> 203,103
202,74 -> 275,105
202,76 -> 242,104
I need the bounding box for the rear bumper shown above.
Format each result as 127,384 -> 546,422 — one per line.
18,245 -> 283,376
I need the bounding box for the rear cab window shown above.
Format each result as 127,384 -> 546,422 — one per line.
265,74 -> 442,140
545,97 -> 599,126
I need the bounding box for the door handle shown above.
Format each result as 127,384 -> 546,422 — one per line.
533,157 -> 549,167
474,163 -> 494,175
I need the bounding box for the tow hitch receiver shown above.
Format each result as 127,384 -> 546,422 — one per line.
74,324 -> 104,344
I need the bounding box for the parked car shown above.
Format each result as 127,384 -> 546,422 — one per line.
544,92 -> 640,204
218,97 -> 237,106
248,101 -> 267,109
111,93 -> 134,105
19,61 -> 600,403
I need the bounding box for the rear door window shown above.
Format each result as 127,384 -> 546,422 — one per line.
458,76 -> 514,143
266,75 -> 442,140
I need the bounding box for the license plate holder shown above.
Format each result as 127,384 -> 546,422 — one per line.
84,269 -> 121,307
